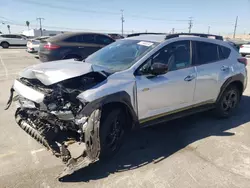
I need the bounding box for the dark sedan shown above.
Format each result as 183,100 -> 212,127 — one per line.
39,32 -> 115,62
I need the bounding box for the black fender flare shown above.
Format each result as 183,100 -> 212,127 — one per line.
77,91 -> 138,128
216,73 -> 245,102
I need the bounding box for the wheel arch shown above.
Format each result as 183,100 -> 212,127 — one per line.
216,73 -> 245,102
78,91 -> 139,130
1,41 -> 10,45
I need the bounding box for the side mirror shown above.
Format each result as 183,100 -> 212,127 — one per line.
151,63 -> 168,75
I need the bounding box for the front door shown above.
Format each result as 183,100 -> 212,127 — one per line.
135,40 -> 196,121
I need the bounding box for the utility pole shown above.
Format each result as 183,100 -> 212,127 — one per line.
36,17 -> 44,36
188,17 -> 193,33
208,26 -> 210,34
233,16 -> 238,39
172,28 -> 175,34
121,10 -> 125,37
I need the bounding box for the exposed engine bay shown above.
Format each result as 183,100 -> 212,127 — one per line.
6,72 -> 107,178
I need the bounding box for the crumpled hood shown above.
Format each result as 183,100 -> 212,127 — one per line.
19,59 -> 109,85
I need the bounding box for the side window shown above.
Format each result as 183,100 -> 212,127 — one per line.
15,35 -> 22,39
96,35 -> 113,45
153,40 -> 191,71
138,40 -> 191,74
219,45 -> 231,60
78,34 -> 96,44
195,41 -> 220,64
64,36 -> 77,42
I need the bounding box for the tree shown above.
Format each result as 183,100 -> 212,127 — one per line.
26,21 -> 30,30
7,25 -> 10,34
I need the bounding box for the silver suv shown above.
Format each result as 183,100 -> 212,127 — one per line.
5,33 -> 248,177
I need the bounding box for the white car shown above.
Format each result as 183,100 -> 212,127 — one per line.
27,36 -> 50,53
0,34 -> 27,48
239,42 -> 250,56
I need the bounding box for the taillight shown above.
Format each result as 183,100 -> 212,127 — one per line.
240,45 -> 244,48
44,43 -> 60,50
238,57 -> 247,66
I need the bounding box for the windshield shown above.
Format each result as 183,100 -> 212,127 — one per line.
85,39 -> 158,72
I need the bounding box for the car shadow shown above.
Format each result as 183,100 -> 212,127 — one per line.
0,47 -> 26,49
61,95 -> 250,182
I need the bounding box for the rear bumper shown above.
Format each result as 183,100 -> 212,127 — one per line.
27,48 -> 38,53
239,48 -> 250,55
39,52 -> 61,62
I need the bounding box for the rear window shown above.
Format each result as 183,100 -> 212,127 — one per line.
1,35 -> 12,38
196,41 -> 220,64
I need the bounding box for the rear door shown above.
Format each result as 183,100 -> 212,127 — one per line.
14,35 -> 27,45
193,41 -> 232,104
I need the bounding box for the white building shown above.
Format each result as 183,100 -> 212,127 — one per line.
22,29 -> 64,37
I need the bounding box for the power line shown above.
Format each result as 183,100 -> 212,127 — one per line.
233,16 -> 238,38
12,0 -> 189,22
188,17 -> 193,33
36,17 -> 45,36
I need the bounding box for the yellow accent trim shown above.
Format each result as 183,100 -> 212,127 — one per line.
139,100 -> 214,124
142,88 -> 150,92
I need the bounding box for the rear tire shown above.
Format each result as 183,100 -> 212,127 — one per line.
1,42 -> 9,48
99,108 -> 126,159
241,53 -> 246,57
215,85 -> 240,118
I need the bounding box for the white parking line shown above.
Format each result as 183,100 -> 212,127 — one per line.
0,151 -> 16,159
0,53 -> 8,78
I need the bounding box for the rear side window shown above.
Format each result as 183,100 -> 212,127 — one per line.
78,34 -> 96,44
64,36 -> 77,42
195,41 -> 219,64
219,46 -> 231,59
96,35 -> 114,45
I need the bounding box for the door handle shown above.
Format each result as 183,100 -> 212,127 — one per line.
184,75 -> 195,81
221,65 -> 229,71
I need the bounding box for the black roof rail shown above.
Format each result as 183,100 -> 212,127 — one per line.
165,33 -> 223,40
127,32 -> 166,38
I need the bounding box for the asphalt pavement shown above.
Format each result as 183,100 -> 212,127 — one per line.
1,48 -> 250,188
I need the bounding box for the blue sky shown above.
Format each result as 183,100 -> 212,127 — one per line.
1,0 -> 250,35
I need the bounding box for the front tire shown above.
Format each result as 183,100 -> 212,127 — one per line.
215,85 -> 240,118
1,42 -> 9,48
99,108 -> 126,159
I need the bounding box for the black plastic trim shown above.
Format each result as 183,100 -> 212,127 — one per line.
216,73 -> 245,102
77,91 -> 138,127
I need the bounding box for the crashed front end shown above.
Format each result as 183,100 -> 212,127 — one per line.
5,64 -> 108,177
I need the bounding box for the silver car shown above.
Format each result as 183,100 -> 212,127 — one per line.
5,33 -> 248,177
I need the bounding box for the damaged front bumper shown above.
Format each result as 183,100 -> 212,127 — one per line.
5,79 -> 102,178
